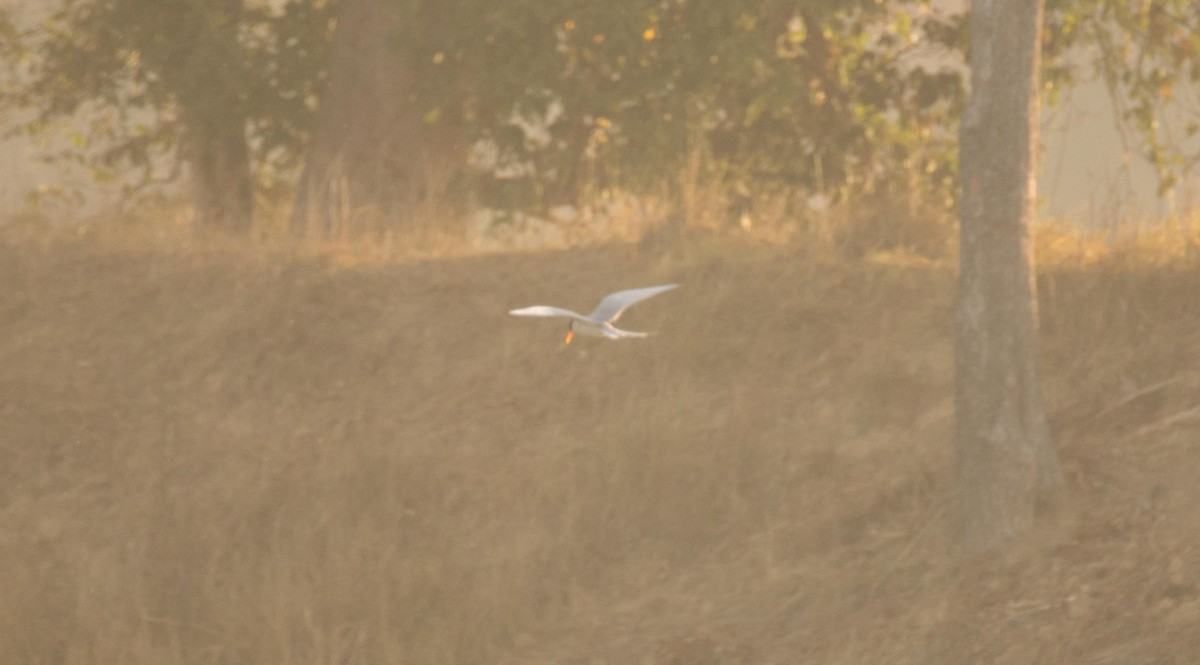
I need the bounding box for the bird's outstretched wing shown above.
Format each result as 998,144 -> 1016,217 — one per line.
605,327 -> 650,339
508,305 -> 589,321
588,284 -> 679,323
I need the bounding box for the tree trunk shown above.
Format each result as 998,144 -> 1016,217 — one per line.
182,118 -> 254,234
290,0 -> 426,238
177,0 -> 254,234
954,0 -> 1063,554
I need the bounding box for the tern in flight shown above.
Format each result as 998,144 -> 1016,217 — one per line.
509,284 -> 680,345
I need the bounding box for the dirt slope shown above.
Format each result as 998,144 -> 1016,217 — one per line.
1,237 -> 1198,664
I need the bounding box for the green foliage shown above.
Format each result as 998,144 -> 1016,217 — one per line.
4,0 -> 1200,223
418,1 -> 966,212
1046,0 -> 1200,196
3,0 -> 332,198
242,0 -> 335,181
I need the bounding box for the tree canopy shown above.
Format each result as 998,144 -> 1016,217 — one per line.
2,0 -> 1198,233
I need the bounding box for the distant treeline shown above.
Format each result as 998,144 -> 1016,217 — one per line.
0,0 -> 1196,235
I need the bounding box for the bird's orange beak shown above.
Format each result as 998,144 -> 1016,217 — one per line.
564,329 -> 574,346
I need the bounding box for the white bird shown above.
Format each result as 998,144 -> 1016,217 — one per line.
509,284 -> 680,345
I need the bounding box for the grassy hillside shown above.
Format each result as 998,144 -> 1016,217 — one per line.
2,228 -> 1199,663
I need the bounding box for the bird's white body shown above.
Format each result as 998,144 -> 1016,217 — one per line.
509,284 -> 679,343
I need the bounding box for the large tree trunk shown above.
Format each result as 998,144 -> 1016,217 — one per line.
182,118 -> 254,234
954,0 -> 1063,554
178,0 -> 254,234
290,0 -> 426,238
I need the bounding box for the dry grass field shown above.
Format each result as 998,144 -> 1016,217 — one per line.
2,224 -> 1199,664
